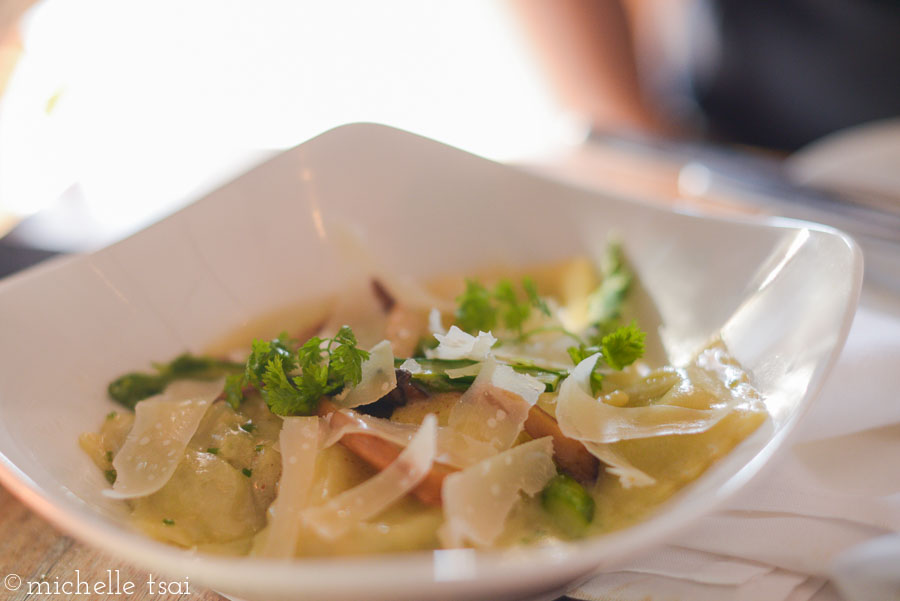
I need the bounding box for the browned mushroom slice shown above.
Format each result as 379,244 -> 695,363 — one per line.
370,278 -> 396,313
318,394 -> 600,508
524,405 -> 599,484
319,402 -> 454,507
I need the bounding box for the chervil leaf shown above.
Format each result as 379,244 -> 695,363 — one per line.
223,333 -> 300,408
332,325 -> 358,349
587,318 -> 623,345
456,279 -> 497,333
566,345 -> 592,365
233,326 -> 372,416
297,363 -> 329,399
587,272 -> 631,326
494,279 -> 531,334
455,277 -> 553,336
567,320 -> 646,393
275,330 -> 299,349
261,355 -> 321,416
297,336 -> 326,371
600,321 -> 646,371
246,336 -> 296,387
565,345 -> 604,395
523,277 -> 551,316
329,326 -> 369,389
586,241 -> 633,330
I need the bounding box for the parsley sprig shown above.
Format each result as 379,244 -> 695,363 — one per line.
455,277 -> 551,335
585,241 -> 632,337
225,326 -> 369,416
567,321 -> 646,395
561,241 -> 646,394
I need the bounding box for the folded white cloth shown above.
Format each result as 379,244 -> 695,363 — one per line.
571,569 -> 826,601
831,534 -> 900,601
569,293 -> 900,601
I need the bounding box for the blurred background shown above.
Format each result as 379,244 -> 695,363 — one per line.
0,0 -> 898,285
0,0 -> 578,251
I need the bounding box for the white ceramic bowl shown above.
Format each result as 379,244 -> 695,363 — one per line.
0,124 -> 862,601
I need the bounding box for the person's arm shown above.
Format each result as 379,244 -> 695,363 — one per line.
507,0 -> 665,134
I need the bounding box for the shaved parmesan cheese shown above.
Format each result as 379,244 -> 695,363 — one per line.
493,345 -> 571,371
322,409 -> 495,468
426,326 -> 496,360
335,340 -> 397,408
302,414 -> 437,540
444,363 -> 482,379
398,358 -> 422,374
490,362 -> 545,405
556,354 -> 727,444
260,417 -> 320,557
492,326 -> 576,371
448,357 -> 543,451
428,308 -> 446,335
582,441 -> 655,488
105,379 -> 220,499
439,436 -> 556,548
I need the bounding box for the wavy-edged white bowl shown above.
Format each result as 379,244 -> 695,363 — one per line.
0,124 -> 862,601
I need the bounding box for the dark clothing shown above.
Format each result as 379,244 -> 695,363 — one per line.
690,0 -> 900,151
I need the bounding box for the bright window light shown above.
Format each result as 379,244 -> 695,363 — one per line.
0,0 -> 582,243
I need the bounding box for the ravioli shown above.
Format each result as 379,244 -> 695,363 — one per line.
106,379 -> 221,499
84,254 -> 768,557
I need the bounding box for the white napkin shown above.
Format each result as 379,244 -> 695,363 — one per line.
568,294 -> 900,601
831,534 -> 900,601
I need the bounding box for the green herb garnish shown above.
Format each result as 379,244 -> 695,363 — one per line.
455,277 -> 550,335
162,518 -> 175,526
206,447 -> 219,455
241,468 -> 252,478
104,469 -> 117,485
240,422 -> 256,433
105,451 -> 114,463
586,241 -> 632,329
224,333 -> 297,409
456,279 -> 497,333
599,320 -> 646,371
394,357 -> 567,393
228,326 -> 369,416
566,321 -> 646,394
494,280 -> 531,333
107,353 -> 243,409
524,277 -> 551,317
561,242 -> 646,393
105,411 -> 117,420
566,346 -> 606,395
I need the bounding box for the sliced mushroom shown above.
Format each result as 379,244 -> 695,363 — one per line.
524,406 -> 599,484
320,402 -> 451,506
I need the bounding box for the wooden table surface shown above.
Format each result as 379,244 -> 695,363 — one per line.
0,485 -> 225,601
